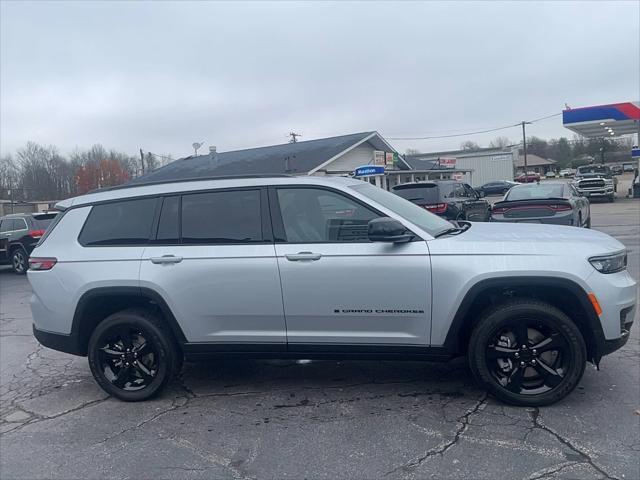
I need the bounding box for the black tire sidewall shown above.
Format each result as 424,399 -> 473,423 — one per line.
88,311 -> 175,401
468,301 -> 587,407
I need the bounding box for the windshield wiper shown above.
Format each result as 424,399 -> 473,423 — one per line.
434,223 -> 471,238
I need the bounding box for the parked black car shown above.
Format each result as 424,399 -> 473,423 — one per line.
392,181 -> 491,222
477,180 -> 518,196
0,212 -> 58,274
490,182 -> 590,228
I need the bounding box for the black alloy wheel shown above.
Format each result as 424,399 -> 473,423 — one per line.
88,308 -> 180,401
469,300 -> 586,406
97,326 -> 159,391
11,249 -> 28,274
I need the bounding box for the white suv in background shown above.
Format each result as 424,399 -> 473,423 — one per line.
28,176 -> 636,405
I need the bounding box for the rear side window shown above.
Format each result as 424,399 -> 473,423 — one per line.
155,196 -> 180,244
393,185 -> 440,204
181,190 -> 262,244
13,218 -> 28,230
79,198 -> 156,246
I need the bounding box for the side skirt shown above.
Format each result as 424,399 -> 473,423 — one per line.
182,342 -> 455,362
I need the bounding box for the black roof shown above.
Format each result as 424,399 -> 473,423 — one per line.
127,132 -> 377,186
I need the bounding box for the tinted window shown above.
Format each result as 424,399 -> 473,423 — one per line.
182,190 -> 262,244
506,184 -> 566,201
277,188 -> 378,243
155,196 -> 180,244
392,185 -> 440,204
79,198 -> 156,246
13,218 -> 28,230
32,213 -> 57,229
0,219 -> 12,233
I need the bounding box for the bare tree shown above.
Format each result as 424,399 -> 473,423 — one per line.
489,136 -> 511,149
460,140 -> 480,151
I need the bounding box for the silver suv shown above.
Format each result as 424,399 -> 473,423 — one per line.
28,176 -> 636,406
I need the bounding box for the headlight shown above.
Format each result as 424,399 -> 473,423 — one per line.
589,251 -> 627,274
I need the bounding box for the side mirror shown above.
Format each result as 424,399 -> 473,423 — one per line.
476,190 -> 486,198
368,217 -> 412,243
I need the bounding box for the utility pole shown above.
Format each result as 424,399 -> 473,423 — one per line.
521,121 -> 531,172
139,148 -> 145,175
288,132 -> 302,143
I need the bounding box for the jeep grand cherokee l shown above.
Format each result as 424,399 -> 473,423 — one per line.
0,212 -> 58,274
28,176 -> 636,406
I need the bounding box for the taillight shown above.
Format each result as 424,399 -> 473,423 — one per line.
29,229 -> 46,238
424,203 -> 447,214
28,257 -> 57,271
492,207 -> 508,214
548,204 -> 572,212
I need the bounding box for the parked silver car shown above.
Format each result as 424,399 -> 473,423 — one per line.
28,176 -> 635,406
491,182 -> 591,228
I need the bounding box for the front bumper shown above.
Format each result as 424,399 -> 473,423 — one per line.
577,187 -> 614,197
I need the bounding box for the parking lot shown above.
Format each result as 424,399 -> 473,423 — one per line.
1,198 -> 638,480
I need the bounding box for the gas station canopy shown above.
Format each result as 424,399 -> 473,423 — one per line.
562,102 -> 640,138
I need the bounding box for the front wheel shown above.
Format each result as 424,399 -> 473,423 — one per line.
468,300 -> 586,406
88,308 -> 180,401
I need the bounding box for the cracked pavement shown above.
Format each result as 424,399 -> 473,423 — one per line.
1,199 -> 638,479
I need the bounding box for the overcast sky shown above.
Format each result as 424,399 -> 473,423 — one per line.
1,1 -> 639,158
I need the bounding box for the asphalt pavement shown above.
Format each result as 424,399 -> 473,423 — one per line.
1,197 -> 638,480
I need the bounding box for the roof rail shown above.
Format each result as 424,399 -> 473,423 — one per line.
89,174 -> 296,193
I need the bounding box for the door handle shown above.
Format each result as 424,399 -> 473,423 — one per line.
150,255 -> 183,264
285,252 -> 322,262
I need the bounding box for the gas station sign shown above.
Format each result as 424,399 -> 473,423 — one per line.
354,165 -> 385,177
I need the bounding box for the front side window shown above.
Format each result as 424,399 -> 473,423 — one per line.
181,190 -> 262,244
350,182 -> 451,237
79,198 -> 156,246
277,188 -> 378,243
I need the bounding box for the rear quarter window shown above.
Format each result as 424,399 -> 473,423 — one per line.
78,198 -> 157,246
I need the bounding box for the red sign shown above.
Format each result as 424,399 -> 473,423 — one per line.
439,157 -> 456,169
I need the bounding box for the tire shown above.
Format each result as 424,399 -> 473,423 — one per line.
468,300 -> 586,407
11,248 -> 28,275
577,213 -> 582,228
88,308 -> 180,401
585,215 -> 591,229
608,194 -> 615,203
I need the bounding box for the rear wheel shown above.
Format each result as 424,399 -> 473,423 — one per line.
585,215 -> 591,228
468,300 -> 586,406
577,212 -> 582,228
608,194 -> 615,203
88,308 -> 180,401
11,248 -> 28,275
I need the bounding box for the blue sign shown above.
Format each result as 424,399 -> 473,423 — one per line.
354,165 -> 385,177
632,148 -> 640,158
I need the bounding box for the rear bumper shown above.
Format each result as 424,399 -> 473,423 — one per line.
490,213 -> 574,226
32,325 -> 85,356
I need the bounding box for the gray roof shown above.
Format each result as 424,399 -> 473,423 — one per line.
514,154 -> 557,167
128,131 -> 378,185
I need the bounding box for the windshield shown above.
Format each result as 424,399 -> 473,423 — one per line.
577,166 -> 609,175
506,183 -> 565,201
350,183 -> 452,237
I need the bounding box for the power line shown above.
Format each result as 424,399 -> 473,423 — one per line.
387,112 -> 562,141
